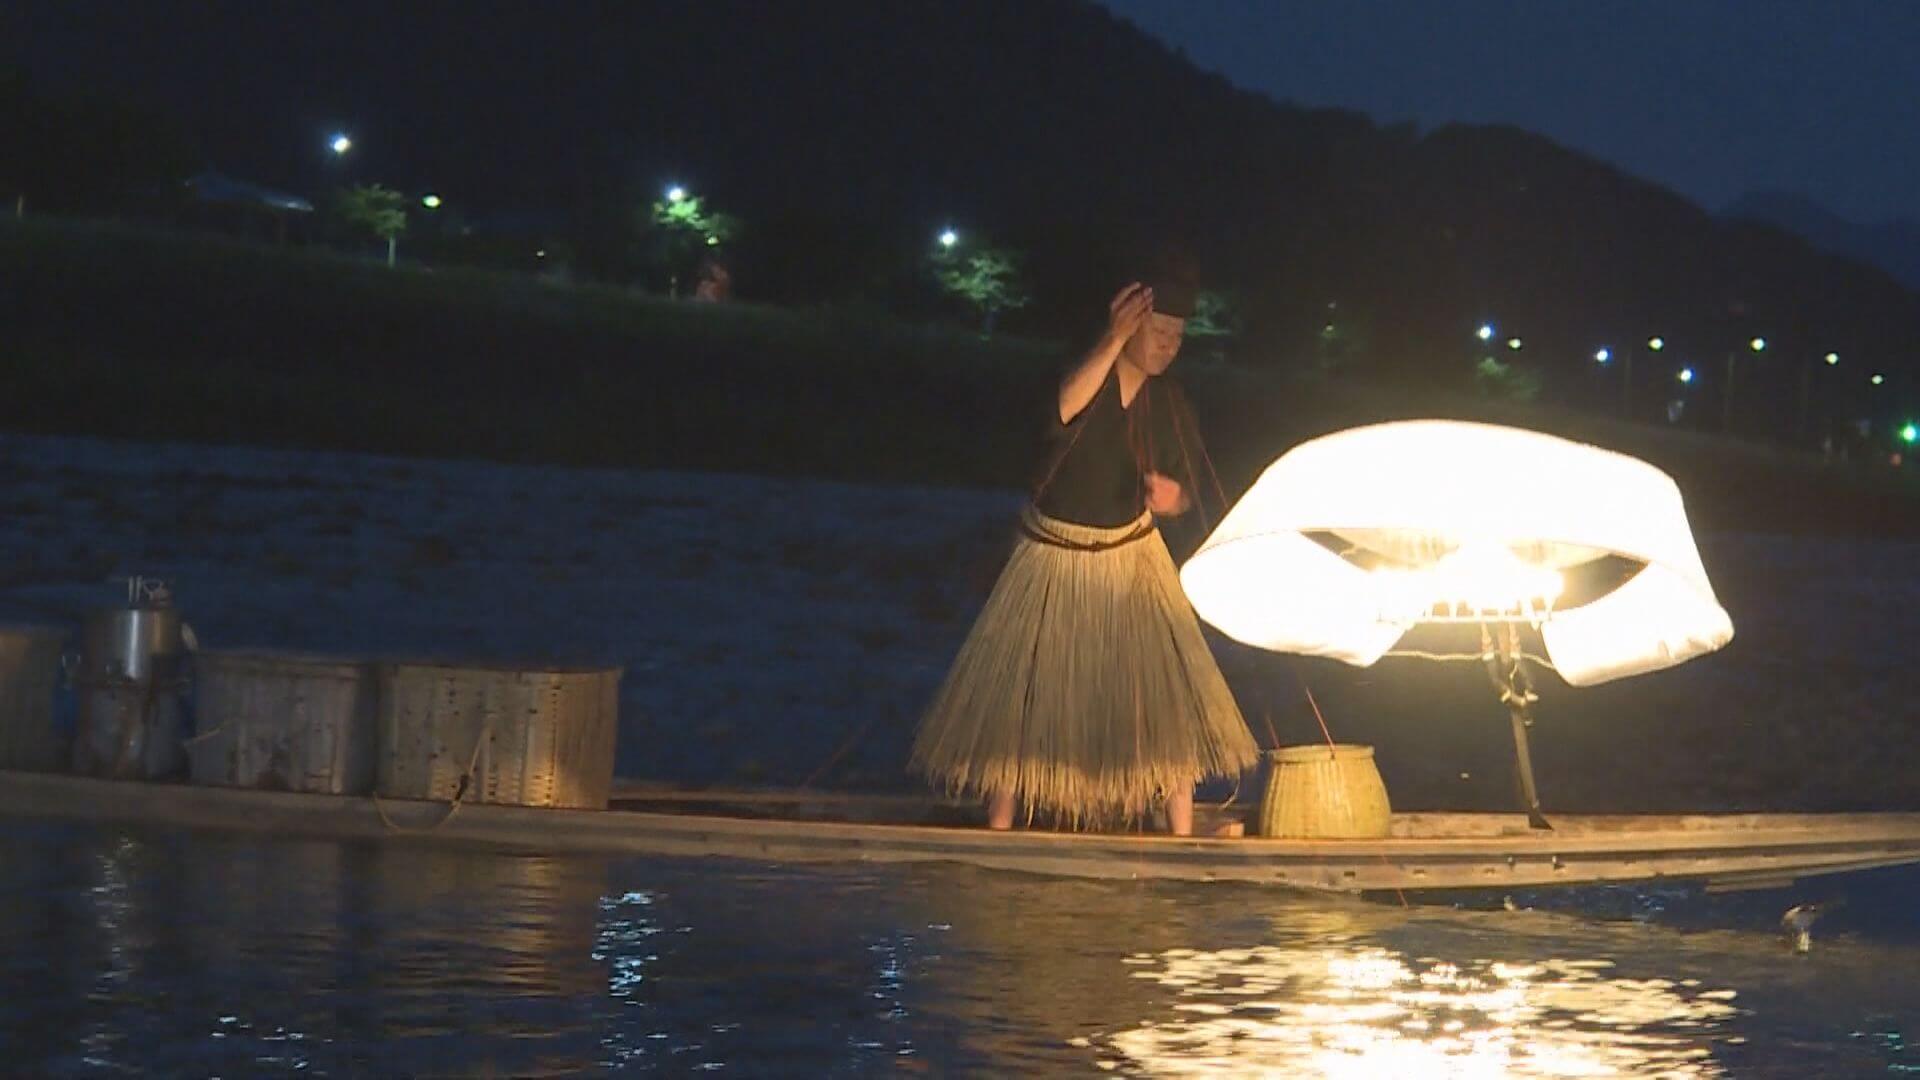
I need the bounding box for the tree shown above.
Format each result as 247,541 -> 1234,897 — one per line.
1472,355 -> 1542,403
1182,289 -> 1240,365
335,184 -> 408,267
646,191 -> 740,295
932,244 -> 1031,336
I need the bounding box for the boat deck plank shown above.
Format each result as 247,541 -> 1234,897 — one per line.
6,771 -> 1919,894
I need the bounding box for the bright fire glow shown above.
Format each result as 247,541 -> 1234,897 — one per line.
1179,420 -> 1735,687
1372,543 -> 1565,623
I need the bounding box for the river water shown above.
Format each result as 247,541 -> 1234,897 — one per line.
1,819 -> 1914,1077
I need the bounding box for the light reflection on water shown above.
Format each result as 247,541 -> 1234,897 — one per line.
0,821 -> 1914,1076
1096,938 -> 1740,1076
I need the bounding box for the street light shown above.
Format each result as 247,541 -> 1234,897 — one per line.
1901,422 -> 1917,445
1678,367 -> 1695,384
1594,348 -> 1611,364
420,193 -> 442,209
938,228 -> 958,249
1871,373 -> 1886,386
1799,350 -> 1844,446
1506,337 -> 1523,351
666,185 -> 687,203
1648,336 -> 1665,352
1722,335 -> 1767,432
328,133 -> 353,155
1477,324 -> 1495,342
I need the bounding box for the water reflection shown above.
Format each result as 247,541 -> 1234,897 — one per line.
1099,941 -> 1739,1076
0,825 -> 1913,1075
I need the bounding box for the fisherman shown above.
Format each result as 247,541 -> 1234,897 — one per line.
910,250 -> 1258,835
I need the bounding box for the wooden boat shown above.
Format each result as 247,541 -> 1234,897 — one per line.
5,769 -> 1919,895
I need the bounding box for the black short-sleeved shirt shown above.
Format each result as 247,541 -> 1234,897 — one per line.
1031,369 -> 1197,529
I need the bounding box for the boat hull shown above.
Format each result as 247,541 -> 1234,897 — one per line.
3,770 -> 1918,894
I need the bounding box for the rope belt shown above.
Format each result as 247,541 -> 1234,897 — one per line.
1018,514 -> 1156,552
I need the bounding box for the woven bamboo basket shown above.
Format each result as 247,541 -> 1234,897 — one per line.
0,624 -> 69,772
187,651 -> 378,794
1256,743 -> 1392,839
376,661 -> 621,810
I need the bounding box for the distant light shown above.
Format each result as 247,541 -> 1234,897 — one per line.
535,249 -> 547,258
705,236 -> 719,246
420,193 -> 442,209
1825,352 -> 1840,366
1871,373 -> 1886,386
1749,337 -> 1767,352
939,228 -> 958,249
1902,422 -> 1918,444
1506,337 -> 1523,351
1476,324 -> 1495,341
666,185 -> 687,203
1678,367 -> 1695,384
1648,336 -> 1665,351
329,133 -> 353,155
1594,348 -> 1611,364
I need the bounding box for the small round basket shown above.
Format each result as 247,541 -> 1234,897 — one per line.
1257,743 -> 1392,839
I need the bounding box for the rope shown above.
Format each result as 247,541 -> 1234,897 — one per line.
1172,422 -> 1404,904
1019,515 -> 1156,551
1303,684 -> 1337,752
1028,375 -> 1106,504
1259,709 -> 1281,750
372,716 -> 491,835
180,724 -> 225,748
799,712 -> 881,790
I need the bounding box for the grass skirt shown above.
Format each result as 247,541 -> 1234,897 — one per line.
910,505 -> 1258,826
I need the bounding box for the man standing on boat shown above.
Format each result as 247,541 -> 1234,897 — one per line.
910,250 -> 1258,835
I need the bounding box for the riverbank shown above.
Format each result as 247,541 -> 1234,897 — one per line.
6,218 -> 1918,540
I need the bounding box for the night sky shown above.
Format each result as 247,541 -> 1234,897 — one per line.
1099,0 -> 1920,225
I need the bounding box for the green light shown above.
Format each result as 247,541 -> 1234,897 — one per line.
1648,336 -> 1665,351
1506,337 -> 1523,351
1871,373 -> 1886,386
1825,352 -> 1839,365
421,193 -> 441,209
1901,423 -> 1918,444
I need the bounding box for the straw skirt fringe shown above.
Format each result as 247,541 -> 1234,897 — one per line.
910,505 -> 1258,826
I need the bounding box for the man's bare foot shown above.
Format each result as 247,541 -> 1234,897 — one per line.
987,790 -> 1015,830
1167,787 -> 1194,837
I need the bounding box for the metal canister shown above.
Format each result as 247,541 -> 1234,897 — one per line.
81,605 -> 183,684
72,578 -> 191,780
